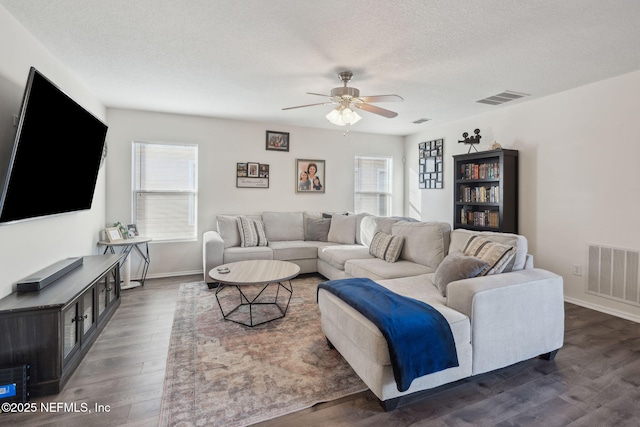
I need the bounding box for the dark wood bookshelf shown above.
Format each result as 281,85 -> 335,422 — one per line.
453,149 -> 518,233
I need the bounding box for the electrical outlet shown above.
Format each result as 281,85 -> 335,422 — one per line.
572,264 -> 583,276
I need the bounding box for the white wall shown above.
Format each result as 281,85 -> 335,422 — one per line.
0,6 -> 107,299
405,69 -> 640,321
105,108 -> 404,278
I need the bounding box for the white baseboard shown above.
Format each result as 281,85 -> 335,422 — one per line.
564,296 -> 640,324
130,270 -> 203,281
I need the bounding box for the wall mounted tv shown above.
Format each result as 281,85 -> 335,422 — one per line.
0,67 -> 107,224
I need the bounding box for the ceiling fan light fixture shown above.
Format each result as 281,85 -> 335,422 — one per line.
326,106 -> 361,126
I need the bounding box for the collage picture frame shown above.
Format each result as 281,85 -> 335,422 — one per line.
419,139 -> 444,189
237,162 -> 269,188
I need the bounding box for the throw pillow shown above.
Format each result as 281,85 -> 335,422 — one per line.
217,215 -> 241,248
305,218 -> 331,241
327,214 -> 357,244
385,234 -> 405,263
463,236 -> 515,275
237,216 -> 268,247
369,231 -> 405,263
433,252 -> 489,296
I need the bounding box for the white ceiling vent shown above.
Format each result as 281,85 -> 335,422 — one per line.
412,118 -> 430,124
477,90 -> 529,106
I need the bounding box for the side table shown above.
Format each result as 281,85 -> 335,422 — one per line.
98,237 -> 151,289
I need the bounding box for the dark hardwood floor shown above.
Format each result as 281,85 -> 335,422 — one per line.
4,274 -> 640,426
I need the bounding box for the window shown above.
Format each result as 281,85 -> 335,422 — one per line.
132,141 -> 197,241
354,156 -> 392,216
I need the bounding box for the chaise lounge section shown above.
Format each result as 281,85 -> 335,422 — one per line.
202,211 -> 565,409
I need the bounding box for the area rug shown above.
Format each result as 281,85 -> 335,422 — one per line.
159,275 -> 367,426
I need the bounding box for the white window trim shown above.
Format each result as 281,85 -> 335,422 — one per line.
131,141 -> 198,242
354,155 -> 393,216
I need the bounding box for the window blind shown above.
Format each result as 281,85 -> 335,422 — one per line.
354,156 -> 392,216
132,141 -> 198,241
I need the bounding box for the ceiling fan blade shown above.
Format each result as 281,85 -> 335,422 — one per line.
355,103 -> 398,118
282,101 -> 336,110
359,94 -> 404,103
306,92 -> 333,97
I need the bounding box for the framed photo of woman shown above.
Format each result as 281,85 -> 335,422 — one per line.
296,159 -> 325,193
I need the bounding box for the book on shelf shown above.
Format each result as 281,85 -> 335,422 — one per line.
458,185 -> 500,203
460,162 -> 500,180
460,208 -> 500,228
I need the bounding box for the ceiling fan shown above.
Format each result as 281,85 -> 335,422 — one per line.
282,71 -> 404,126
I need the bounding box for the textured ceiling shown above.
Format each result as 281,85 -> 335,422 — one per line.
2,0 -> 640,136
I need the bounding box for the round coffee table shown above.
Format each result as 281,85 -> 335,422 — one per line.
209,260 -> 300,327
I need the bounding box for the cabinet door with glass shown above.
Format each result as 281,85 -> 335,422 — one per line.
62,286 -> 96,368
62,301 -> 80,365
98,266 -> 119,318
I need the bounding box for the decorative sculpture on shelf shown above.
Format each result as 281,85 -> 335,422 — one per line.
458,129 -> 481,153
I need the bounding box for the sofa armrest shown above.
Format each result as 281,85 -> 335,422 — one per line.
203,231 -> 225,283
446,268 -> 564,375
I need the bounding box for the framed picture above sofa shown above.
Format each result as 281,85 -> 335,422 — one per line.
237,162 -> 269,188
266,130 -> 289,151
296,159 -> 325,193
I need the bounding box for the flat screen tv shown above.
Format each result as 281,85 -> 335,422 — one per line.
0,67 -> 107,224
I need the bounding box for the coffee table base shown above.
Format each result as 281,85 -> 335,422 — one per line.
215,280 -> 293,327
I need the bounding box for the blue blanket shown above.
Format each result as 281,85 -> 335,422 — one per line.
318,278 -> 458,392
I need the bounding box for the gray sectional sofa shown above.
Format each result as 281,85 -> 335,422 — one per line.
202,211 -> 564,409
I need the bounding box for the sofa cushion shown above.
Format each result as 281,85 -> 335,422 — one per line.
318,245 -> 372,270
303,211 -> 323,236
217,215 -> 241,248
450,229 -> 528,272
223,246 -> 273,263
237,216 -> 268,247
318,273 -> 469,366
360,216 -> 401,247
353,212 -> 371,245
269,241 -> 323,261
369,231 -> 404,263
391,221 -> 450,269
345,258 -> 434,281
262,211 -> 304,241
305,218 -> 331,241
328,214 -> 357,244
434,252 -> 489,296
463,236 -> 515,275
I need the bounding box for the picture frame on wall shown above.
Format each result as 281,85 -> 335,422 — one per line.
266,130 -> 290,151
237,162 -> 269,188
296,159 -> 325,193
248,162 -> 259,177
418,138 -> 444,189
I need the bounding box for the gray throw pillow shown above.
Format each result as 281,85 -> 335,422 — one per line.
217,215 -> 241,248
305,218 -> 331,241
434,252 -> 489,297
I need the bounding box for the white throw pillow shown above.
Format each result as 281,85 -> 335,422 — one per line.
327,214 -> 357,244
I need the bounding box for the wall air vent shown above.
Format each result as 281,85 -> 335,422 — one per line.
477,90 -> 529,106
412,118 -> 430,124
587,244 -> 640,307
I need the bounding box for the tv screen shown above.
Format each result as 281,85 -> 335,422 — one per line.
0,67 -> 107,224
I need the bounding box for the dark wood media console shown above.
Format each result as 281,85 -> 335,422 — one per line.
0,254 -> 123,397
